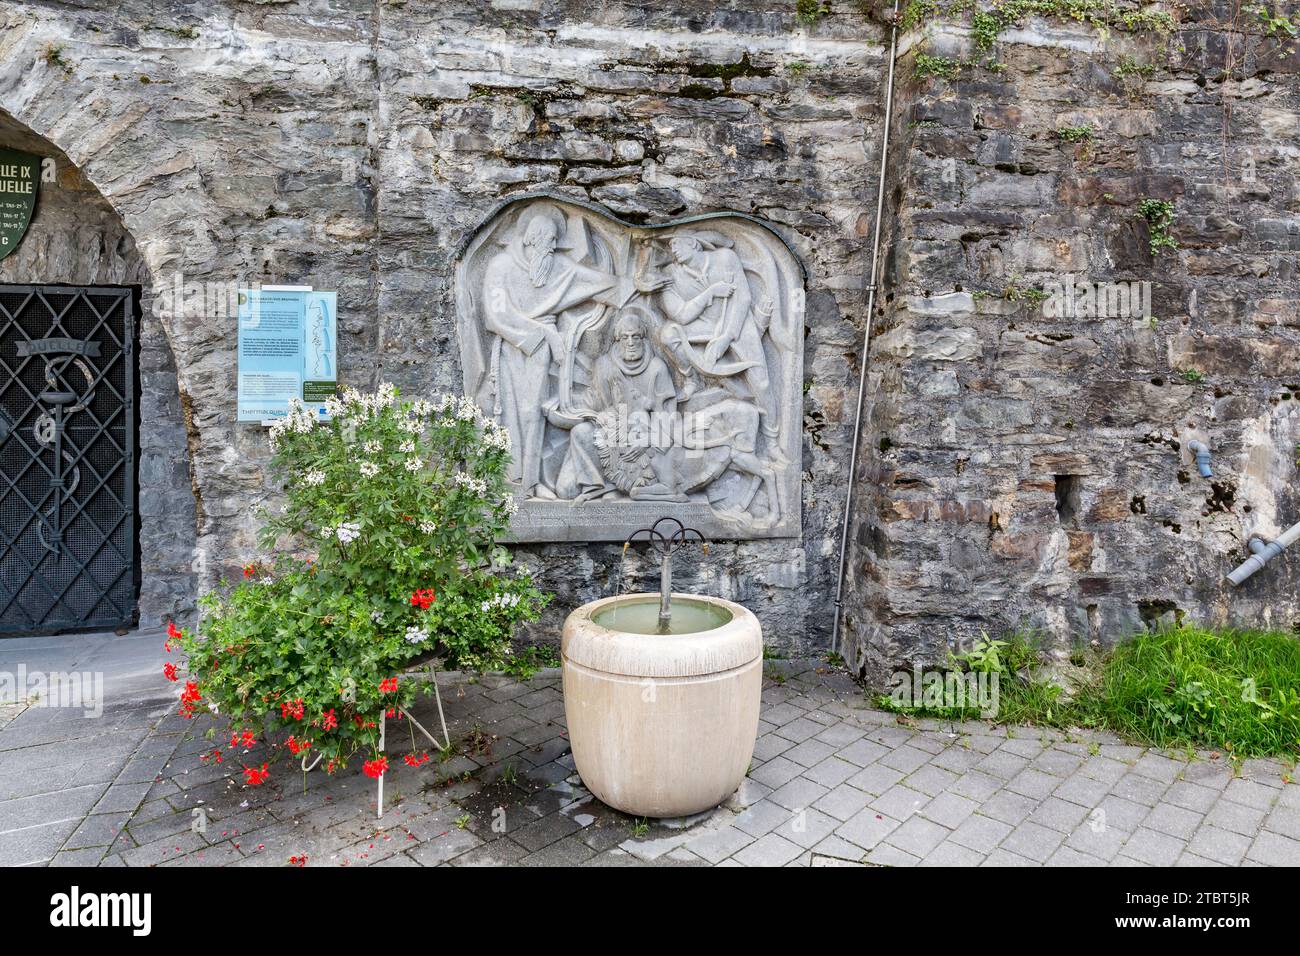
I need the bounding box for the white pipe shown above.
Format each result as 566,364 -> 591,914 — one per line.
1228,520 -> 1300,585
831,1 -> 901,656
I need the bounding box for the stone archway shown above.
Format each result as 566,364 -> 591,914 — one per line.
0,109 -> 197,628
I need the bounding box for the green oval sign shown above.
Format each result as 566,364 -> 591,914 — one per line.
0,147 -> 40,262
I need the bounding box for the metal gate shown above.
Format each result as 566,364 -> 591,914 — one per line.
0,285 -> 138,635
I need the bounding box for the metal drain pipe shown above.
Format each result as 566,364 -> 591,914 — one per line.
831,0 -> 901,656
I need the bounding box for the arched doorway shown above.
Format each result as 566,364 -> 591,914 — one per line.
0,110 -> 197,633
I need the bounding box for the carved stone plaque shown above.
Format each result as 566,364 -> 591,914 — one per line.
455,193 -> 804,542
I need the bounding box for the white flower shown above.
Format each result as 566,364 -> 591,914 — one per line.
481,592 -> 521,613
370,610 -> 384,623
359,461 -> 379,478
333,521 -> 361,545
483,420 -> 512,452
405,625 -> 430,645
363,440 -> 381,454
453,472 -> 488,496
404,457 -> 422,472
412,399 -> 433,417
418,520 -> 437,534
302,469 -> 325,487
399,440 -> 415,453
267,398 -> 316,448
503,494 -> 518,516
400,417 -> 423,435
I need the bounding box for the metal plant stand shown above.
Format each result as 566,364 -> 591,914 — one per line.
299,659 -> 453,819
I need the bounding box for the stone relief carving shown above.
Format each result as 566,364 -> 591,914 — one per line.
455,195 -> 804,542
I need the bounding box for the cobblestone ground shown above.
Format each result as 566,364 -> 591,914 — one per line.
2,635 -> 1297,867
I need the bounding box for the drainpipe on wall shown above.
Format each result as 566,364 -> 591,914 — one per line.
831,0 -> 901,657
1186,439 -> 1212,478
1227,521 -> 1300,585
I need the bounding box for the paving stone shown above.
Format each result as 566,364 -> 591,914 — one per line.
879,745 -> 933,774
919,791 -> 978,829
1204,798 -> 1268,837
684,824 -> 753,864
449,838 -> 530,866
1176,851 -> 1225,866
1027,796 -> 1090,833
767,776 -> 829,812
930,745 -> 984,773
775,806 -> 841,850
978,789 -> 1038,827
864,843 -> 920,867
1076,755 -> 1131,785
407,827 -> 483,865
918,840 -> 985,867
950,770 -> 1004,802
949,814 -> 1013,854
754,733 -> 790,764
1121,828 -> 1186,866
1000,821 -> 1064,863
845,763 -> 904,795
1006,768 -> 1061,801
1244,829 -> 1300,866
814,722 -> 865,748
835,808 -> 902,851
1222,778 -> 1279,811
1064,820 -> 1129,862
748,755 -> 804,790
1045,844 -> 1107,866
732,832 -> 803,867
1110,772 -> 1169,807
811,783 -> 871,822
1052,773 -> 1112,809
1130,752 -> 1187,783
511,811 -> 582,851
1162,780 -> 1222,813
903,763 -> 959,797
809,834 -> 866,863
870,784 -> 928,821
980,848 -> 1038,867
1186,825 -> 1253,866
773,717 -> 824,744
734,799 -> 793,838
1031,748 -> 1085,777
884,815 -> 950,858
520,834 -> 598,866
976,749 -> 1030,780
1142,802 -> 1203,840
782,738 -> 837,768
1263,806 -> 1300,841
802,756 -> 859,788
1093,795 -> 1150,833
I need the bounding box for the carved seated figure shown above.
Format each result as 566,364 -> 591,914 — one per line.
549,309 -> 688,503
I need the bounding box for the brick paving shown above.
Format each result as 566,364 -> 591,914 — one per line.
2,635 -> 1297,867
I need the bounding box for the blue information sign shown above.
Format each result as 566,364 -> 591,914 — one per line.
236,288 -> 338,422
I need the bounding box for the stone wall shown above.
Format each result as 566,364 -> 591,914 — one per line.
840,0 -> 1300,683
0,1 -> 886,651
2,0 -> 1296,675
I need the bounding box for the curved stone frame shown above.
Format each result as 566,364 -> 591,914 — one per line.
455,191 -> 805,542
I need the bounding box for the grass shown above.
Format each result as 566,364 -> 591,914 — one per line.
880,625 -> 1300,758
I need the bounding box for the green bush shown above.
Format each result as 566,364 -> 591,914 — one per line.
170,386 -> 548,777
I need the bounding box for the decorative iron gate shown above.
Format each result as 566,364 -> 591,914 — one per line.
0,285 -> 138,635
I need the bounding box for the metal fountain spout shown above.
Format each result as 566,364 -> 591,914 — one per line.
623,516 -> 709,632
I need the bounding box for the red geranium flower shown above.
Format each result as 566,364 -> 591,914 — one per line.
362,757 -> 388,779
379,677 -> 399,694
244,764 -> 270,785
403,752 -> 431,768
321,708 -> 338,731
242,563 -> 256,578
409,588 -> 435,610
180,681 -> 202,705
286,736 -> 311,755
280,698 -> 305,721
162,662 -> 178,682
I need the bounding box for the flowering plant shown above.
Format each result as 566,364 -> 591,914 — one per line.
168,385 -> 548,776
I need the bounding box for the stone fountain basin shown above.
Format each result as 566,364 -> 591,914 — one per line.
561,593 -> 762,819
